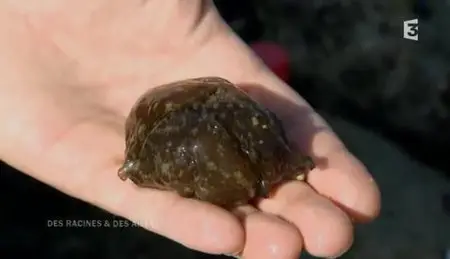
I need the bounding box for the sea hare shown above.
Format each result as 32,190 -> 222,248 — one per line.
118,77 -> 314,208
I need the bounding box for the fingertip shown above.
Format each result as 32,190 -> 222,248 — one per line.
301,205 -> 354,258
258,182 -> 354,258
116,188 -> 244,255
349,159 -> 382,223
309,151 -> 382,223
234,206 -> 303,259
162,199 -> 245,254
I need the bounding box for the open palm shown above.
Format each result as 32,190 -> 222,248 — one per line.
0,1 -> 380,258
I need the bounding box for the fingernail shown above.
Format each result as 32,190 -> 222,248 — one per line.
222,253 -> 241,258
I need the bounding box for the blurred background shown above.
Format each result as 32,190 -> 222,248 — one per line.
2,0 -> 449,258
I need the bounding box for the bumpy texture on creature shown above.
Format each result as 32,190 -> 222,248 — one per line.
118,77 -> 314,208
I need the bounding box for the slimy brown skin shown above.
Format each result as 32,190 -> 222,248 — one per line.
118,77 -> 315,209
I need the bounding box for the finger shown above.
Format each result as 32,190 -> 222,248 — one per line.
38,122 -> 244,255
257,181 -> 354,258
285,114 -> 381,222
281,107 -> 381,222
308,150 -> 381,222
240,75 -> 381,222
232,205 -> 303,259
284,113 -> 380,222
102,178 -> 245,255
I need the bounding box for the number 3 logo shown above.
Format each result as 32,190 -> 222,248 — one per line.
403,19 -> 419,41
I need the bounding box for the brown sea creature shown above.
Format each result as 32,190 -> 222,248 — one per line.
118,77 -> 314,208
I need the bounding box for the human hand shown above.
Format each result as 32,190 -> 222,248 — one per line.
0,1 -> 380,258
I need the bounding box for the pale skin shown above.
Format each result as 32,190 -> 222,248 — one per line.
0,0 -> 381,258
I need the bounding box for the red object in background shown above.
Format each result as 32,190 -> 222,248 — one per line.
250,41 -> 290,82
